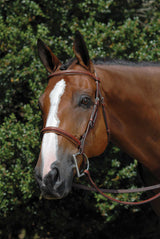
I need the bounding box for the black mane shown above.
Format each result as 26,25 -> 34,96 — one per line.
60,57 -> 160,70
93,57 -> 160,67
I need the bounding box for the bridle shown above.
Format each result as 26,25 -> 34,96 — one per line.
41,69 -> 160,205
41,70 -> 110,177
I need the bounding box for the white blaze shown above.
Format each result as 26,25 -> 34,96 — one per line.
41,79 -> 66,178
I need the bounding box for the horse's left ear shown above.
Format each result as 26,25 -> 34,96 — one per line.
73,31 -> 94,73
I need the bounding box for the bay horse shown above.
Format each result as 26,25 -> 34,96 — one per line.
35,31 -> 160,215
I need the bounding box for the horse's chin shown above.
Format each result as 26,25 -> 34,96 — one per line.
42,194 -> 67,200
41,190 -> 70,200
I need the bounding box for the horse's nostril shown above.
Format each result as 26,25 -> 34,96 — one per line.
51,168 -> 59,183
44,168 -> 59,187
41,168 -> 65,198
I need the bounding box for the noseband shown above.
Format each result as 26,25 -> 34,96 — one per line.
41,70 -> 110,177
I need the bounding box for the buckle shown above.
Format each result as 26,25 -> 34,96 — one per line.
72,152 -> 89,177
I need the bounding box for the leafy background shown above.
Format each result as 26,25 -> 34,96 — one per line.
0,0 -> 160,238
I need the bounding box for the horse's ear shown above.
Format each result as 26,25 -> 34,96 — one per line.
37,39 -> 61,73
73,31 -> 94,73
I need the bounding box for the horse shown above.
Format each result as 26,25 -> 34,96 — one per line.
35,31 -> 160,216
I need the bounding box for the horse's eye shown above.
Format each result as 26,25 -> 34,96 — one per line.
80,96 -> 92,108
81,97 -> 89,105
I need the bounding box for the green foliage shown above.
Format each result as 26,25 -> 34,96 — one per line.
0,0 -> 160,238
92,147 -> 141,222
0,111 -> 40,215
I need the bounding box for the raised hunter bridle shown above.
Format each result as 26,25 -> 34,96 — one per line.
41,70 -> 110,177
41,70 -> 160,205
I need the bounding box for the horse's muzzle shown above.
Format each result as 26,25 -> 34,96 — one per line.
35,166 -> 72,199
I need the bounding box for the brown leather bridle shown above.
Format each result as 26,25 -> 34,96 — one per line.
41,70 -> 110,177
41,70 -> 160,205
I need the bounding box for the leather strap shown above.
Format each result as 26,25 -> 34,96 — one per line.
83,170 -> 160,205
48,70 -> 100,82
73,180 -> 160,193
41,127 -> 81,147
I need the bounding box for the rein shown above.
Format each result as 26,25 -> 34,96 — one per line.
74,170 -> 160,205
41,69 -> 160,205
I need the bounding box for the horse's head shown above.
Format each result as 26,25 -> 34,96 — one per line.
35,32 -> 109,199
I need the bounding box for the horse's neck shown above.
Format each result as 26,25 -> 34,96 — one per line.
96,64 -> 160,179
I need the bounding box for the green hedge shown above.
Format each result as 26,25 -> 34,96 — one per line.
0,0 -> 160,238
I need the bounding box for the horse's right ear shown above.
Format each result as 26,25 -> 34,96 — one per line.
37,39 -> 61,73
